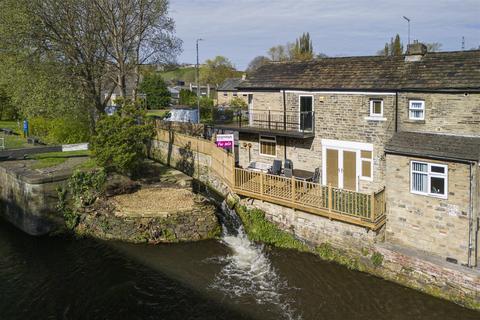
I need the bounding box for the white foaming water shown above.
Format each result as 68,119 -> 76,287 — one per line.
209,202 -> 301,320
166,109 -> 198,123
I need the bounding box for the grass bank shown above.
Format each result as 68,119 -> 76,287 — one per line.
28,150 -> 95,169
0,120 -> 30,149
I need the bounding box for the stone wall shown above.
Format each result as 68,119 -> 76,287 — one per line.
0,163 -> 66,235
385,154 -> 476,265
217,91 -> 249,106
243,198 -> 384,254
397,92 -> 480,136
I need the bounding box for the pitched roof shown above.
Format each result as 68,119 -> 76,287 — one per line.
385,131 -> 480,162
218,78 -> 244,91
239,50 -> 480,92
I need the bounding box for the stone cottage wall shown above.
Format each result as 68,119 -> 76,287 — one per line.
385,154 -> 473,265
397,92 -> 480,136
238,92 -> 396,193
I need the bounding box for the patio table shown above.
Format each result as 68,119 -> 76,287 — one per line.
293,169 -> 314,181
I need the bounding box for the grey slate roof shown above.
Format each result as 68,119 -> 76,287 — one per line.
239,50 -> 480,92
218,78 -> 244,91
385,131 -> 480,162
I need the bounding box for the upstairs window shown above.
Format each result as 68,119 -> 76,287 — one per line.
223,92 -> 228,97
259,135 -> 276,157
369,99 -> 383,117
409,100 -> 425,120
411,161 -> 447,198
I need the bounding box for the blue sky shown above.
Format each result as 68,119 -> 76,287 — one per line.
169,0 -> 480,70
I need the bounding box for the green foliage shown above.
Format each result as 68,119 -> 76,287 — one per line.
28,150 -> 90,169
200,56 -> 242,86
316,243 -> 360,270
68,169 -> 107,207
0,86 -> 17,120
371,252 -> 384,267
179,89 -> 196,105
379,34 -> 404,56
229,97 -> 248,109
91,101 -> 153,175
56,186 -> 79,230
292,32 -> 314,60
139,72 -> 171,109
29,116 -> 90,144
236,205 -> 309,251
158,67 -> 196,83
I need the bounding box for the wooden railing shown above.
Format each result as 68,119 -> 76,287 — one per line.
234,168 -> 386,230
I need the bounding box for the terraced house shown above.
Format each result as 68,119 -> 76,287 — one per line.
214,42 -> 480,267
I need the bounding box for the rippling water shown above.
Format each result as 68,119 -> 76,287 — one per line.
0,215 -> 479,320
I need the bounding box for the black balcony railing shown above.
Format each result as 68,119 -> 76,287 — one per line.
213,108 -> 315,134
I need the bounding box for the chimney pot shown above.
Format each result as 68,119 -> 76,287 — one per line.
406,41 -> 427,55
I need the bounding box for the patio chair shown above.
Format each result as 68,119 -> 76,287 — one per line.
284,168 -> 293,178
285,159 -> 293,170
269,160 -> 282,175
312,167 -> 321,183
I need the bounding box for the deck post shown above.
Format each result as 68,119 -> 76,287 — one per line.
291,177 -> 296,203
328,184 -> 332,213
260,172 -> 264,196
370,192 -> 375,222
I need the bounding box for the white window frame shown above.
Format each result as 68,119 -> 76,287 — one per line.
369,99 -> 384,117
321,139 -> 374,191
360,150 -> 373,181
409,100 -> 425,120
259,135 -> 277,157
410,161 -> 448,199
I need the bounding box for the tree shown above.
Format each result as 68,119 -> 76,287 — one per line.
139,73 -> 171,109
291,32 -> 314,60
378,34 -> 404,56
229,97 -> 248,109
425,42 -> 442,52
179,89 -> 196,106
200,56 -> 240,86
91,100 -> 153,175
92,0 -> 182,100
246,56 -> 271,73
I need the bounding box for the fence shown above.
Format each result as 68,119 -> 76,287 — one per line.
154,127 -> 235,186
234,167 -> 386,229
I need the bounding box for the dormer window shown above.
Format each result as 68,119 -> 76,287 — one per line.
409,100 -> 425,120
369,99 -> 383,117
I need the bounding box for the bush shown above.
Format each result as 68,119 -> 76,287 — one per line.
229,97 -> 248,109
91,101 -> 153,175
30,116 -> 90,144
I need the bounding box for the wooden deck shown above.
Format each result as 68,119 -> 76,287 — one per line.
234,168 -> 386,230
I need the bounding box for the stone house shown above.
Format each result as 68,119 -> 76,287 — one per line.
217,78 -> 248,106
214,43 -> 480,267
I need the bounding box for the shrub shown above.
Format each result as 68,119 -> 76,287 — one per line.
30,116 -> 90,144
139,73 -> 171,109
91,101 -> 153,175
229,97 -> 248,109
371,252 -> 384,267
68,169 -> 107,207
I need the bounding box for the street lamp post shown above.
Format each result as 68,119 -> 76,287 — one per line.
403,16 -> 411,45
196,38 -> 204,123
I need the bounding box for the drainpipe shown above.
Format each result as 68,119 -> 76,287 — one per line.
467,162 -> 477,267
283,89 -> 287,162
395,92 -> 399,132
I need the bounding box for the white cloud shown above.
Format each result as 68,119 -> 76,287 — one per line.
169,0 -> 480,70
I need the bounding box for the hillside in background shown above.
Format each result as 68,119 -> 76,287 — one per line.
160,67 -> 197,84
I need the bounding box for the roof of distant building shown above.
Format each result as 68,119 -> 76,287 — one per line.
218,78 -> 245,91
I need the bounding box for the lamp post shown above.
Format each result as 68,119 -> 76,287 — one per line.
195,38 -> 204,123
403,16 -> 411,45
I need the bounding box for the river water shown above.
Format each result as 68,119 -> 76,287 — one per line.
0,209 -> 478,320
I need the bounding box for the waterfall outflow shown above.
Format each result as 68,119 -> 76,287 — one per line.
166,109 -> 198,123
209,202 -> 301,320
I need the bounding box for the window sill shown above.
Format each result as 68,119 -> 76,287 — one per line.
405,119 -> 426,124
410,190 -> 448,200
364,116 -> 387,122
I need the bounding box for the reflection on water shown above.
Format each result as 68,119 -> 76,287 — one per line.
0,216 -> 479,320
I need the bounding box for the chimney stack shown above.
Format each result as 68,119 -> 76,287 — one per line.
405,40 -> 428,62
